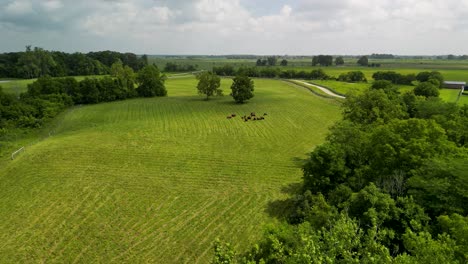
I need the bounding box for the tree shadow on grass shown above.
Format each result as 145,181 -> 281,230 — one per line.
292,156 -> 308,168
264,182 -> 303,221
218,100 -> 244,105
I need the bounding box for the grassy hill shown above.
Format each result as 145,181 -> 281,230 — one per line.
0,77 -> 341,262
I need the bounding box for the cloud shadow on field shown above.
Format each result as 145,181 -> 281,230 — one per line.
264,182 -> 302,221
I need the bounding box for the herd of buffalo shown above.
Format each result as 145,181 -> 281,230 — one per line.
226,112 -> 267,122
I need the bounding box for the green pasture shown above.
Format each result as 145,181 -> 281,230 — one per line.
307,80 -> 370,96
0,77 -> 341,262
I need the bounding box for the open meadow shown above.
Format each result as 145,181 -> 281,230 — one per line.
0,77 -> 341,262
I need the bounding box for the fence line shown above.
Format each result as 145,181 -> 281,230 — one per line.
456,86 -> 465,103
11,147 -> 25,160
8,104 -> 81,162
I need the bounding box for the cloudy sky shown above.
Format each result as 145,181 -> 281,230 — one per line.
1,0 -> 468,55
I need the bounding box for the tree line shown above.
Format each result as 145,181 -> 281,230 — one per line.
213,65 -> 442,87
312,55 -> 380,67
373,71 -> 443,86
0,63 -> 165,133
0,46 -> 148,79
213,65 -> 330,80
256,57 -> 288,67
164,62 -> 198,72
213,75 -> 468,263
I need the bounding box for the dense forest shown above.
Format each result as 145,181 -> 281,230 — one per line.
214,79 -> 468,263
0,46 -> 148,79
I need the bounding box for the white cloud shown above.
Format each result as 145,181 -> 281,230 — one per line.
81,1 -> 175,36
5,0 -> 33,15
41,0 -> 63,12
1,0 -> 468,54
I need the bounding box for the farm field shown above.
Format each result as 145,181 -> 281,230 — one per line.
307,80 -> 371,96
148,56 -> 468,79
0,77 -> 341,262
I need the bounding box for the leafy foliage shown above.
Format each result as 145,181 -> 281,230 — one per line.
337,71 -> 367,83
357,56 -> 369,66
414,82 -> 440,97
372,71 -> 416,85
230,75 -> 254,104
136,65 -> 167,97
196,71 -> 222,100
416,71 -> 444,88
312,55 -> 333,66
219,80 -> 468,263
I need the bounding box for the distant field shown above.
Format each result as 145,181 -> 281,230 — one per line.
149,57 -> 256,71
149,56 -> 468,77
0,77 -> 341,262
0,79 -> 33,95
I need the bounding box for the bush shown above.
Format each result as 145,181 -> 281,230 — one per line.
414,82 -> 440,98
338,71 -> 367,83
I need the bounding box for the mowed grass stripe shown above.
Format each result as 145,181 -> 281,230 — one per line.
0,77 -> 341,263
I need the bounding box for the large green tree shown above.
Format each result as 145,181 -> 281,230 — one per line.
414,82 -> 439,98
136,65 -> 166,97
196,71 -> 222,100
111,60 -> 136,97
230,75 -> 254,104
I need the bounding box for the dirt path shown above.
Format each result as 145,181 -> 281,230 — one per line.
293,80 -> 346,99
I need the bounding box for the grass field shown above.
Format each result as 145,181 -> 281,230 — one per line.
307,80 -> 370,96
0,77 -> 341,262
458,93 -> 468,105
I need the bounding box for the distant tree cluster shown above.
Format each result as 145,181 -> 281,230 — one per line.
415,71 -> 444,87
369,53 -> 395,59
337,71 -> 367,82
334,56 -> 345,66
312,55 -> 333,66
0,64 -> 165,131
213,65 -> 331,80
446,54 -> 468,60
373,71 -> 416,85
212,65 -> 236,76
357,55 -> 369,66
163,62 -> 197,72
0,46 -> 148,79
256,57 -> 279,66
